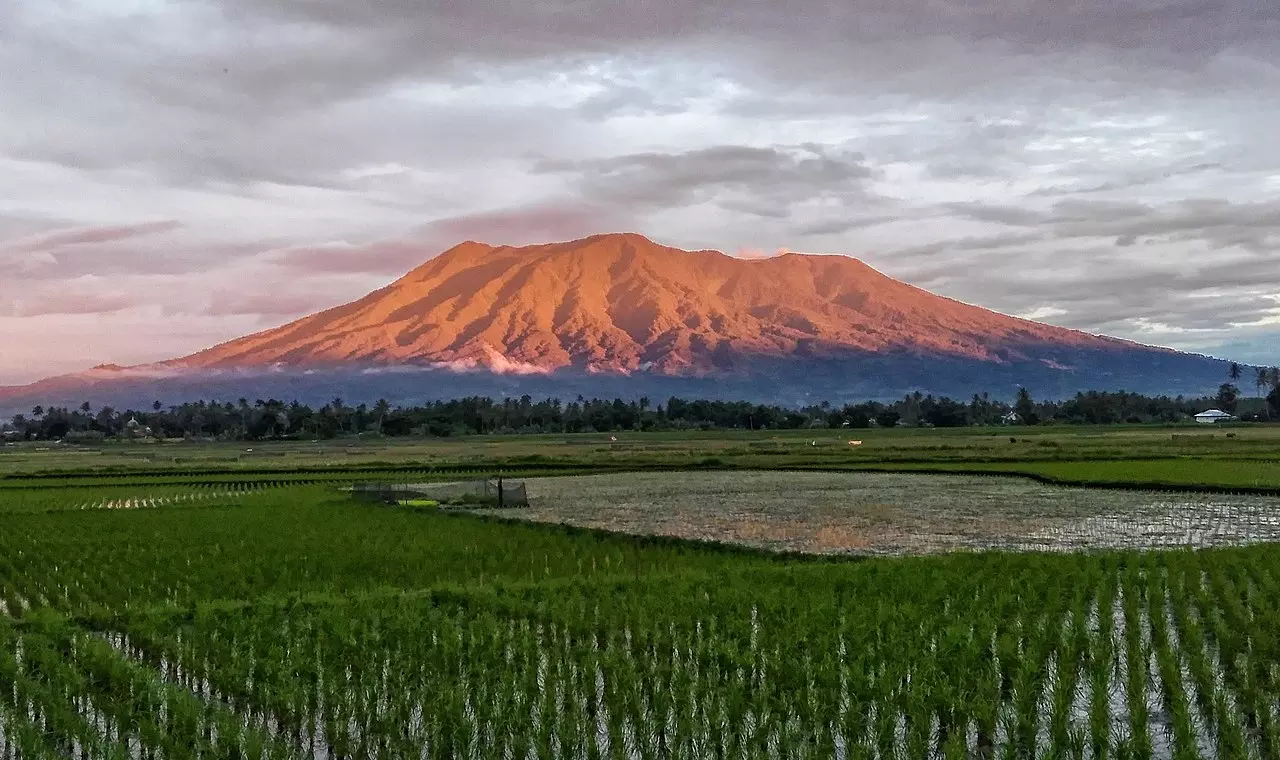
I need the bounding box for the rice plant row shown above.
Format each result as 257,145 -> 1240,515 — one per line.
0,465 -> 594,493
69,482 -> 271,512
0,483 -> 276,515
2,549 -> 1274,758
0,616 -> 299,759
0,487 -> 747,620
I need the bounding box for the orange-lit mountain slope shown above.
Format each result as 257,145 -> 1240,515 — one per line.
170,232 -> 1133,374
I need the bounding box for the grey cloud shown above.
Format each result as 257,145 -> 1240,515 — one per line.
2,6 -> 593,191
419,202 -> 632,247
535,145 -> 876,216
793,216 -> 901,237
883,218 -> 1280,344
576,84 -> 691,122
12,0 -> 1273,194
715,200 -> 792,220
890,231 -> 1050,261
941,197 -> 1280,253
943,203 -> 1048,227
1030,162 -> 1226,198
207,0 -> 1280,76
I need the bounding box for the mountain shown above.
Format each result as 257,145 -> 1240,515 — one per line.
0,233 -> 1234,411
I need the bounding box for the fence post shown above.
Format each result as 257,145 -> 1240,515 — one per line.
497,474 -> 504,508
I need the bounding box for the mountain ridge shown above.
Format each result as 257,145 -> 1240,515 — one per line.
165,232 -> 1141,374
0,232 -> 1232,410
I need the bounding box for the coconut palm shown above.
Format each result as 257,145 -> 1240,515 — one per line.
1230,362 -> 1242,382
374,398 -> 391,435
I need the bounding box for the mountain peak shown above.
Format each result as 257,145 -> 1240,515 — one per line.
167,233 -> 1133,376
0,233 -> 1235,409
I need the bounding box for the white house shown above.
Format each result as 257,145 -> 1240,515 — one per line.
1194,409 -> 1235,424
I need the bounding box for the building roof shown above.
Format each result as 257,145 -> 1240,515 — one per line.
1194,409 -> 1234,418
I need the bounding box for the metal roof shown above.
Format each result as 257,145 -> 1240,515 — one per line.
1194,409 -> 1233,417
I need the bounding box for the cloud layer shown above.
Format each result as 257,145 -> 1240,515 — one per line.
2,0 -> 1278,384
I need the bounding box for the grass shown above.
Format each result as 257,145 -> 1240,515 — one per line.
5,424 -> 1280,481
848,458 -> 1280,492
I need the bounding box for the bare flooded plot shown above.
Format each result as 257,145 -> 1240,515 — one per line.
492,471 -> 1280,555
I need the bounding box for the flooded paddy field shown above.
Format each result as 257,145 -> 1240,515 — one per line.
487,471 -> 1280,555
6,478 -> 1280,758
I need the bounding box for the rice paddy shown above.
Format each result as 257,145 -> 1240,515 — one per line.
2,429 -> 1280,758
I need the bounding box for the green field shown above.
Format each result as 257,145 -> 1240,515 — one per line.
5,424 -> 1280,488
2,427 -> 1280,757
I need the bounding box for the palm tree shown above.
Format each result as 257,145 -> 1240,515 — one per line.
330,397 -> 347,434
31,405 -> 44,419
374,399 -> 391,435
1256,367 -> 1270,399
1230,362 -> 1242,382
1266,367 -> 1280,420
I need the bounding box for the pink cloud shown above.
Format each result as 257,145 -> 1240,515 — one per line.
732,246 -> 787,260
1,290 -> 135,318
9,220 -> 183,254
203,288 -> 343,317
266,202 -> 619,276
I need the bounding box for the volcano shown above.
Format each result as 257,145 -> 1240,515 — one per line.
0,233 -> 1232,410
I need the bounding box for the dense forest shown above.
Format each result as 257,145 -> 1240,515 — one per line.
4,376 -> 1278,442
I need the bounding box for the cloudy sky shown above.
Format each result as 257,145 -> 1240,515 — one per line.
3,0 -> 1279,385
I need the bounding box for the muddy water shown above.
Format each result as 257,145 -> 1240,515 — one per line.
483,471 -> 1280,555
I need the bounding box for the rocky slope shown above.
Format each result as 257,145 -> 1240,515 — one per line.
171,232 -> 1131,374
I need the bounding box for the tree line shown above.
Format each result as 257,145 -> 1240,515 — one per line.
4,378 -> 1278,442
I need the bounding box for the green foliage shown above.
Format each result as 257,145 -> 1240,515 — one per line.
6,385 -> 1258,443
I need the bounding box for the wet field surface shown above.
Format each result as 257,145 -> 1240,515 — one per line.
485,471 -> 1280,555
